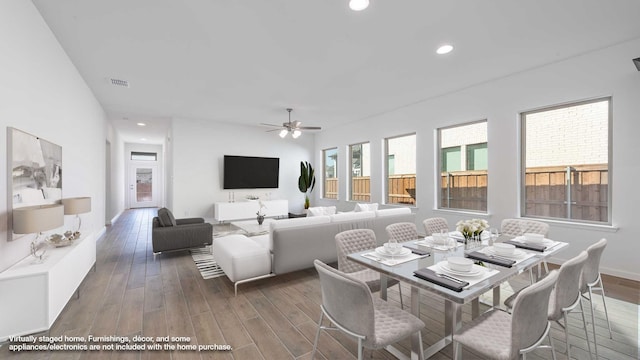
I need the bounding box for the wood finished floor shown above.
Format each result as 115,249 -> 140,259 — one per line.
1,208 -> 637,359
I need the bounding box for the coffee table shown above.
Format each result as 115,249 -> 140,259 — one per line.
230,218 -> 275,236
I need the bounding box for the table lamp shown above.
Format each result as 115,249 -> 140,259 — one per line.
13,203 -> 64,261
61,197 -> 91,239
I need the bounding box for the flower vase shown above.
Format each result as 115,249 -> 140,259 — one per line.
463,233 -> 481,249
257,215 -> 265,225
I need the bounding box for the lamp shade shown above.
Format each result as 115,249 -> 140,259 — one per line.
13,204 -> 64,234
62,197 -> 91,215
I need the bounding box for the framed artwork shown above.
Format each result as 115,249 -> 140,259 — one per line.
7,127 -> 62,240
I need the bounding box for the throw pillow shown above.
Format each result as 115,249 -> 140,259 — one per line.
157,208 -> 175,227
307,206 -> 337,217
354,203 -> 378,212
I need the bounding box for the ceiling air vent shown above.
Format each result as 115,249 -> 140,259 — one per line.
110,78 -> 130,88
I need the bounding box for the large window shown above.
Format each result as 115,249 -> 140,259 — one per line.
521,98 -> 611,223
438,121 -> 487,212
350,142 -> 370,201
323,148 -> 338,199
385,134 -> 416,205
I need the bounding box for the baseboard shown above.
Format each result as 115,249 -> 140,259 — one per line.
109,211 -> 123,226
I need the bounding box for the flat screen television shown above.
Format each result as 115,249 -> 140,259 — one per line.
223,155 -> 280,189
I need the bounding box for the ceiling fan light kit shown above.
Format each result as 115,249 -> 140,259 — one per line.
349,0 -> 369,11
262,108 -> 321,139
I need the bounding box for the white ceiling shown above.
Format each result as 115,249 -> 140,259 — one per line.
32,0 -> 640,144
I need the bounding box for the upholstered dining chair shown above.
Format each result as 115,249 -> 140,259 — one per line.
500,218 -> 549,237
311,260 -> 425,360
505,251 -> 592,360
501,218 -> 551,277
580,238 -> 612,359
385,222 -> 420,242
422,217 -> 449,236
335,229 -> 403,308
453,270 -> 559,360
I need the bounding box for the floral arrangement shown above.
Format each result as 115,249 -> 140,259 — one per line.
456,219 -> 489,240
256,201 -> 267,217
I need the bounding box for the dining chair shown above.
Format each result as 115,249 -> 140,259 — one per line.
580,238 -> 613,359
504,251 -> 592,359
312,260 -> 425,360
453,270 -> 559,360
501,218 -> 550,278
385,222 -> 420,242
335,229 -> 403,308
422,217 -> 449,236
500,218 -> 549,237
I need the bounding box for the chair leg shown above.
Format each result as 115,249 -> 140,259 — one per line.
357,338 -> 363,360
596,278 -> 613,339
548,331 -> 557,360
311,312 -> 324,359
453,340 -> 461,360
579,297 -> 593,360
587,287 -> 599,360
398,283 -> 404,309
563,312 -> 571,359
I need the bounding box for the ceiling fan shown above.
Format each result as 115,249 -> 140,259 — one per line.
261,108 -> 321,138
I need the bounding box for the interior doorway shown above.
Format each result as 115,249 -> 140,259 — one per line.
129,164 -> 159,208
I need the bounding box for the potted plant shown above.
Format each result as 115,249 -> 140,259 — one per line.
298,161 -> 316,209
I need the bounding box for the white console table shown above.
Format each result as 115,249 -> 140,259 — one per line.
0,233 -> 96,341
214,200 -> 288,221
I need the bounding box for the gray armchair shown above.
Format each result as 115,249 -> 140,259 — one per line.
152,208 -> 213,254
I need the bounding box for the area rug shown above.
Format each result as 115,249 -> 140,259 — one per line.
191,246 -> 225,279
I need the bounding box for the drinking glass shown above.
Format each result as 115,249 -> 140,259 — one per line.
388,238 -> 399,265
489,227 -> 499,246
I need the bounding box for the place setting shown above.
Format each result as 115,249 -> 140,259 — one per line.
415,231 -> 461,251
502,232 -> 559,252
362,240 -> 430,266
414,256 -> 499,292
465,242 -> 537,267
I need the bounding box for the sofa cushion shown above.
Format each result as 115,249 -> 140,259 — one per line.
330,211 -> 376,223
307,206 -> 337,217
157,208 -> 177,227
354,202 -> 379,212
375,207 -> 412,217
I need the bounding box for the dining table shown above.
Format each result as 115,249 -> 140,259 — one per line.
347,232 -> 568,360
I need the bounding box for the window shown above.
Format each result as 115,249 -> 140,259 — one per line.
438,121 -> 487,211
385,134 -> 416,205
131,152 -> 157,161
323,148 -> 338,199
350,142 -> 370,201
521,98 -> 611,223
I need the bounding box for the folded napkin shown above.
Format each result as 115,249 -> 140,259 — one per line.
402,245 -> 430,256
413,268 -> 469,292
465,251 -> 515,268
503,240 -> 547,252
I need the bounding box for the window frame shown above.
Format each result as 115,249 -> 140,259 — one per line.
436,119 -> 488,212
349,142 -> 370,202
384,133 -> 417,206
322,147 -> 338,200
519,97 -> 612,225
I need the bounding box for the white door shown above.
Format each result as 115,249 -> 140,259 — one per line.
129,165 -> 159,208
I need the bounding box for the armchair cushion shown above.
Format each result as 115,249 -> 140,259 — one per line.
157,207 -> 177,227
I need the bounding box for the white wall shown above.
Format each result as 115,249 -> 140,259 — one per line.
0,0 -> 107,272
106,122 -> 125,224
170,118 -> 314,218
315,38 -> 640,280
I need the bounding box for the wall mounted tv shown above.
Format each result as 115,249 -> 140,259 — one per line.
223,155 -> 280,189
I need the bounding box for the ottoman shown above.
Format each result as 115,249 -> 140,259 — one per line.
213,234 -> 273,295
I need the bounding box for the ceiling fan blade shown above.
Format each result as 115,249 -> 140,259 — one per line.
260,123 -> 283,127
266,128 -> 283,132
298,126 -> 322,130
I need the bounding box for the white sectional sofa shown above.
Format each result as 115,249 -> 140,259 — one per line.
213,207 -> 415,295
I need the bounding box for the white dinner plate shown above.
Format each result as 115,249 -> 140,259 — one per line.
437,261 -> 484,277
419,238 -> 451,247
513,236 -> 554,246
375,246 -> 412,257
484,247 -> 527,259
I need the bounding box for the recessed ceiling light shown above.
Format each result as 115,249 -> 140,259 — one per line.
140,138 -> 146,141
349,0 -> 369,11
436,44 -> 454,55
137,122 -> 146,126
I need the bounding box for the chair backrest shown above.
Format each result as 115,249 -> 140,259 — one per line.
581,238 -> 607,291
422,217 -> 449,236
314,260 -> 375,340
335,229 -> 377,274
548,251 -> 588,320
501,218 -> 549,236
385,222 -> 419,242
511,270 -> 558,356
